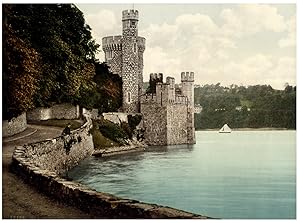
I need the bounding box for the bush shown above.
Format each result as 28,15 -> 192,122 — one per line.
128,114 -> 142,130
90,121 -> 120,148
121,122 -> 133,139
98,119 -> 128,143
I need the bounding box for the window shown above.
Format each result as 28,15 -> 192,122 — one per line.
107,51 -> 114,59
133,43 -> 137,53
131,21 -> 136,28
128,92 -> 131,103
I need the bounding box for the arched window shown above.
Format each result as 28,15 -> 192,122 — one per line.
133,43 -> 137,53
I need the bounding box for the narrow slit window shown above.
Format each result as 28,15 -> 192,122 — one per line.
128,92 -> 131,103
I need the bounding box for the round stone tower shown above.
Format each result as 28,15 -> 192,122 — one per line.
102,9 -> 145,113
181,72 -> 195,144
122,9 -> 140,113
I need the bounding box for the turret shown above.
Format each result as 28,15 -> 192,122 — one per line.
122,9 -> 140,112
181,71 -> 195,144
166,77 -> 175,101
122,9 -> 139,36
181,72 -> 194,106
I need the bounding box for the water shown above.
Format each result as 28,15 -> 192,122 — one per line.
68,131 -> 296,219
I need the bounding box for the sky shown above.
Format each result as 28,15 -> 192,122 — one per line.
76,3 -> 296,90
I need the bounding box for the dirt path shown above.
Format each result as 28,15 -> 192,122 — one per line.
2,125 -> 96,219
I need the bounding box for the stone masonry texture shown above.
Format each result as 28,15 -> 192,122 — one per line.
3,112 -> 27,137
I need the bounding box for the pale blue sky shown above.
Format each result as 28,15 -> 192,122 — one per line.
77,3 -> 296,89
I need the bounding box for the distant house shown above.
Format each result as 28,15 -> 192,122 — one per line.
235,106 -> 242,111
215,108 -> 226,111
235,106 -> 251,112
194,104 -> 203,114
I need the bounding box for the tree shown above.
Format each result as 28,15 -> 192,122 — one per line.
3,23 -> 41,119
4,4 -> 100,107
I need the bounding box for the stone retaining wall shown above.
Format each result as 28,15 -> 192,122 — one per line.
11,114 -> 210,218
27,104 -> 80,121
3,113 -> 27,137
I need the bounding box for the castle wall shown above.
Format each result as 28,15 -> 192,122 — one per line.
186,106 -> 196,144
167,104 -> 188,145
141,103 -> 167,145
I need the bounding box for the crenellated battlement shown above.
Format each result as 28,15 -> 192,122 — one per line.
102,36 -> 123,51
122,9 -> 139,21
141,93 -> 188,105
181,71 -> 194,82
150,73 -> 163,82
174,95 -> 188,104
140,93 -> 157,104
166,77 -> 175,89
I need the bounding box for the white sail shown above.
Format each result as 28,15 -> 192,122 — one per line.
219,124 -> 231,133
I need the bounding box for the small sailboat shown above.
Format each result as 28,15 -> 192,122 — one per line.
219,124 -> 231,133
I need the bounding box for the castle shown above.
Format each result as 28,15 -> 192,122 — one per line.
102,9 -> 195,145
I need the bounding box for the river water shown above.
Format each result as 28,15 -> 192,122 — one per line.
68,131 -> 296,219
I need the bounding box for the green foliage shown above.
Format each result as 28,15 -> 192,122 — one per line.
89,62 -> 123,113
195,84 -> 296,130
121,122 -> 133,139
128,114 -> 142,130
3,4 -> 122,120
90,120 -> 121,148
4,4 -> 100,109
3,23 -> 41,120
97,119 -> 128,144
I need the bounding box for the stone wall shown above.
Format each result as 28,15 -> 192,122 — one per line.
141,104 -> 168,145
27,103 -> 80,121
167,104 -> 188,145
2,113 -> 27,137
11,113 -> 210,219
103,112 -> 128,125
15,116 -> 94,175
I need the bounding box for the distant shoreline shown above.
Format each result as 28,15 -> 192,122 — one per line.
197,127 -> 293,131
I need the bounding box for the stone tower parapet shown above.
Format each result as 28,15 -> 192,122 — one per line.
122,9 -> 139,21
181,71 -> 194,82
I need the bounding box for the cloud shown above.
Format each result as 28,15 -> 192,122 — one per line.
143,46 -> 181,81
220,55 -> 295,89
279,15 -> 296,48
83,9 -> 121,60
220,4 -> 286,38
80,5 -> 295,90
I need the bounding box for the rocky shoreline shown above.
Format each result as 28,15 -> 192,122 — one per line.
93,140 -> 147,157
198,127 -> 290,131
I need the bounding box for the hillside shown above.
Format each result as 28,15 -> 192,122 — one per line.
194,84 -> 296,130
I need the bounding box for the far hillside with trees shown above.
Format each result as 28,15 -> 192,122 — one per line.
194,83 -> 296,130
